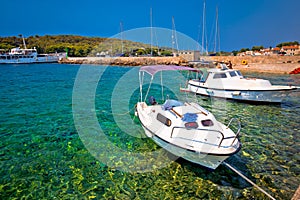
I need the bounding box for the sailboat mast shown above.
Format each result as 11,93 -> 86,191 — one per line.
214,6 -> 219,53
150,7 -> 153,56
201,0 -> 206,55
120,21 -> 124,54
172,16 -> 179,56
213,6 -> 221,55
217,6 -> 220,54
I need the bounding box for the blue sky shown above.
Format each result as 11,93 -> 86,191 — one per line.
1,0 -> 300,52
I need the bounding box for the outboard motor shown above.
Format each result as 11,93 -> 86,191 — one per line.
148,96 -> 157,105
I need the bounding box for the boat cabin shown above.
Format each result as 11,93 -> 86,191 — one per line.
193,68 -> 273,90
199,68 -> 244,83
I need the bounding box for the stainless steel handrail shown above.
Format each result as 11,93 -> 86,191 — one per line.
226,118 -> 241,146
170,118 -> 241,148
170,126 -> 226,148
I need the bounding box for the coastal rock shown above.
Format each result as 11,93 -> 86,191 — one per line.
58,55 -> 300,73
59,56 -> 187,66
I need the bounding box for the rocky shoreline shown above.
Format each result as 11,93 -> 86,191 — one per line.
59,56 -> 187,66
205,55 -> 300,74
59,55 -> 300,74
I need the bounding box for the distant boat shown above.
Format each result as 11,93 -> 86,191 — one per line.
0,36 -> 66,64
182,64 -> 298,103
0,47 -> 66,64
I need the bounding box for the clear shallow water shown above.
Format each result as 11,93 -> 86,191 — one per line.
0,64 -> 299,199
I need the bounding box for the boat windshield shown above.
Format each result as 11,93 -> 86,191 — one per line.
229,71 -> 237,77
199,71 -> 208,82
229,70 -> 243,78
236,70 -> 243,77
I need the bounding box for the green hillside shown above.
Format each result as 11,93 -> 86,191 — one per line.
0,35 -> 173,57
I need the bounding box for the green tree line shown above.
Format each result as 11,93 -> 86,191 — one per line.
0,35 -> 104,57
0,35 -> 153,57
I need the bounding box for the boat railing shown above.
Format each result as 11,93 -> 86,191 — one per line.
171,126 -> 233,148
226,118 -> 241,146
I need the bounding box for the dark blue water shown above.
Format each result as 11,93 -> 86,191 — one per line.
0,63 -> 299,199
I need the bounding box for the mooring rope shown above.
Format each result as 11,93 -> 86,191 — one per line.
101,105 -> 137,116
223,162 -> 276,200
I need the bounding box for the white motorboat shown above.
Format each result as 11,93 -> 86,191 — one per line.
136,65 -> 241,170
183,65 -> 298,103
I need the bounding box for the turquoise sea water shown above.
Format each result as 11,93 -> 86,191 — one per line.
0,63 -> 299,199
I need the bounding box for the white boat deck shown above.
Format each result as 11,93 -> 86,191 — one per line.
138,102 -> 239,155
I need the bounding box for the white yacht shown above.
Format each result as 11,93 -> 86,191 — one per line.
183,65 -> 298,103
0,37 -> 65,64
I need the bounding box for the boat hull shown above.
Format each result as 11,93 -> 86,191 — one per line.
0,54 -> 65,64
141,126 -> 231,169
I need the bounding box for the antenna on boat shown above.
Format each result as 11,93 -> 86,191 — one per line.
19,34 -> 27,49
223,162 -> 276,200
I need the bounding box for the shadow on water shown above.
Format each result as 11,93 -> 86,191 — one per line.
175,156 -> 253,189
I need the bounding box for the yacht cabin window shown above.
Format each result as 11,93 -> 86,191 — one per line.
229,71 -> 237,77
213,73 -> 227,79
236,71 -> 242,77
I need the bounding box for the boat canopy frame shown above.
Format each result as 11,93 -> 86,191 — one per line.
139,65 -> 201,102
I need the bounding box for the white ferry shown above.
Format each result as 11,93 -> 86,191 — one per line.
0,47 -> 66,64
0,37 -> 66,64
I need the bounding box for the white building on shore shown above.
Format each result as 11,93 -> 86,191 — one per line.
178,50 -> 201,61
238,45 -> 300,56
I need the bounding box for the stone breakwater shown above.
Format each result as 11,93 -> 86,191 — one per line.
59,56 -> 187,66
59,55 -> 300,74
